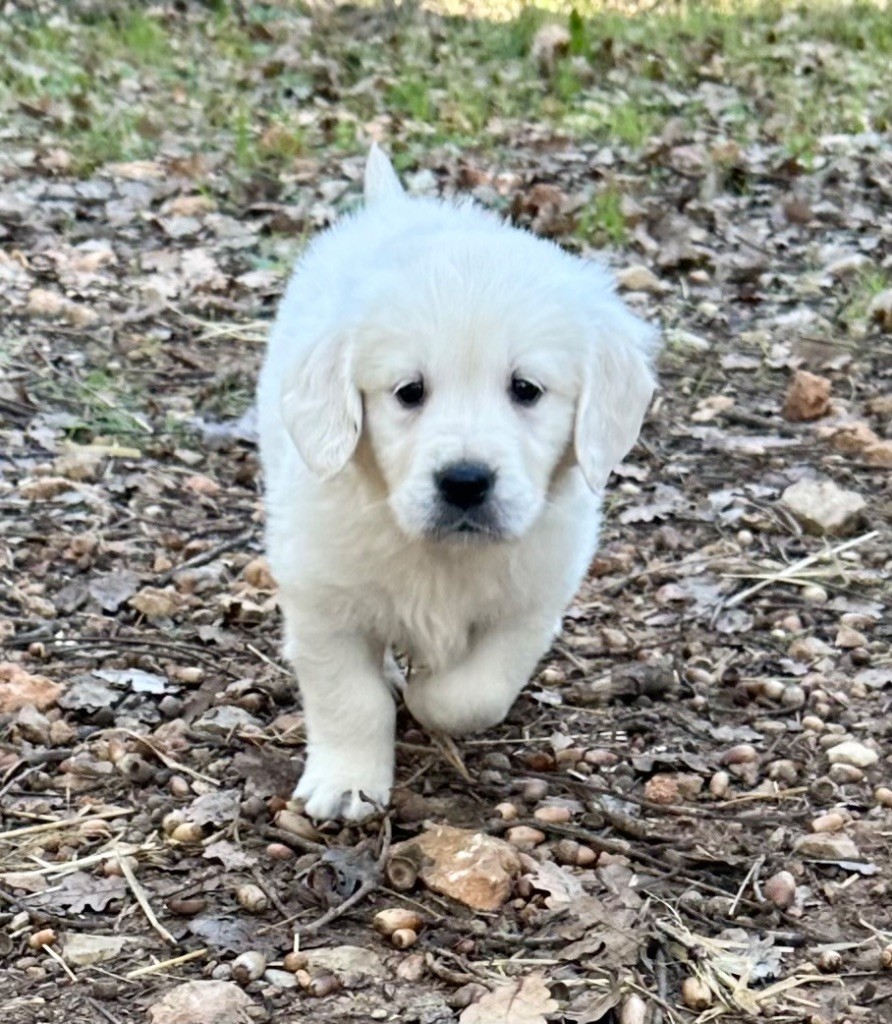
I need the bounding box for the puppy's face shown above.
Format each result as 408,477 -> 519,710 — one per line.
354,263 -> 579,541
281,215 -> 657,543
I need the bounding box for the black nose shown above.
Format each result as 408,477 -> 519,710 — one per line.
436,461 -> 495,510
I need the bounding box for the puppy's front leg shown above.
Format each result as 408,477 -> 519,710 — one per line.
406,613 -> 557,736
281,597 -> 395,821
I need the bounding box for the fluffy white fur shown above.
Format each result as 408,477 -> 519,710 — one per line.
258,147 -> 658,820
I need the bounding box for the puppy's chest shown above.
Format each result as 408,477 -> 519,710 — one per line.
360,553 -> 512,671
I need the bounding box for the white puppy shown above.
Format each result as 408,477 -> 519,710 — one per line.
258,147 -> 658,821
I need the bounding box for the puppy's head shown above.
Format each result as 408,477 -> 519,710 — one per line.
282,148 -> 658,543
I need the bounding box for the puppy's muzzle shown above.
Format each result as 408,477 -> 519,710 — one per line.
436,461 -> 495,511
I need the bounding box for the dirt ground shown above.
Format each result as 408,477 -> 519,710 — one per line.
1,2 -> 891,1023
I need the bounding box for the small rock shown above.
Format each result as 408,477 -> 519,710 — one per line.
827,740 -> 878,768
506,825 -> 546,848
780,479 -> 866,537
389,826 -> 522,912
709,770 -> 730,798
667,328 -> 710,352
826,253 -> 870,279
811,812 -> 847,833
616,264 -> 667,294
875,787 -> 892,808
783,370 -> 831,422
302,946 -> 385,986
829,764 -> 863,785
681,976 -> 712,1010
802,584 -> 829,605
644,774 -> 681,804
263,968 -> 298,988
147,981 -> 254,1024
794,833 -> 861,860
763,870 -> 796,909
835,625 -> 867,648
723,744 -> 759,766
533,805 -> 571,824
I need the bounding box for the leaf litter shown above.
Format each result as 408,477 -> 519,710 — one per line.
1,1 -> 891,1022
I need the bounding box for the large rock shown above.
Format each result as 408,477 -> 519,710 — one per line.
147,981 -> 254,1024
794,833 -> 861,860
390,825 -> 522,912
0,663 -> 63,713
780,479 -> 865,536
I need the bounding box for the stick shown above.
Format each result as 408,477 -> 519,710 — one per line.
126,948 -> 208,979
0,809 -> 132,842
723,531 -> 878,609
125,732 -> 219,787
116,851 -> 176,945
43,943 -> 78,983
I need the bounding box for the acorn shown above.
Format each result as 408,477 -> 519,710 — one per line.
231,950 -> 267,985
373,908 -> 424,937
236,883 -> 269,913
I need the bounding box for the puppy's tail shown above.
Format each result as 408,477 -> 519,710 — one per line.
364,144 -> 405,204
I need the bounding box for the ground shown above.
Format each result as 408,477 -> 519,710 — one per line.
1,1 -> 891,1022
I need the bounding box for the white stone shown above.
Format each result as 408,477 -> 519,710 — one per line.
827,740 -> 879,768
780,479 -> 866,536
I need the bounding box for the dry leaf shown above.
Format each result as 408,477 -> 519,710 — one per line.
459,974 -> 559,1024
0,663 -> 63,712
782,369 -> 831,421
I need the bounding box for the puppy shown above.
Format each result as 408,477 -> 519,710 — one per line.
258,147 -> 658,820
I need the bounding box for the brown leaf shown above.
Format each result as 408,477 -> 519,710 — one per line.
0,663 -> 63,712
29,871 -> 126,914
459,974 -> 559,1024
782,370 -> 831,421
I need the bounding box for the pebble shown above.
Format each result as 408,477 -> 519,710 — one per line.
584,749 -> 618,767
709,771 -> 730,798
802,715 -> 825,732
533,805 -> 572,824
794,832 -> 860,860
396,953 -> 426,982
264,969 -> 298,988
829,764 -> 863,785
875,787 -> 892,808
768,760 -> 799,784
761,679 -> 785,701
374,909 -> 424,936
644,774 -> 680,804
521,779 -> 549,802
28,928 -> 57,949
811,811 -> 847,833
681,976 -> 712,1010
781,684 -> 806,709
494,802 -> 518,820
763,870 -> 796,909
266,843 -> 295,861
170,821 -> 204,844
506,826 -> 546,848
802,584 -> 829,605
827,740 -> 879,768
780,478 -> 866,537
723,744 -> 758,765
835,625 -> 868,648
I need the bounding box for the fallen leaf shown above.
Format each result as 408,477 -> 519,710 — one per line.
459,974 -> 558,1024
783,369 -> 831,421
0,663 -> 63,712
30,871 -> 126,914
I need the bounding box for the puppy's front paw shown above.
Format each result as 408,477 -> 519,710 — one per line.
294,745 -> 392,822
406,675 -> 510,736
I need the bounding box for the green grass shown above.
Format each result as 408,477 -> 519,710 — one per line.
1,1 -> 890,181
576,187 -> 627,247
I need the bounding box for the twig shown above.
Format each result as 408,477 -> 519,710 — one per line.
43,943 -> 78,983
126,948 -> 208,979
125,731 -> 220,787
722,531 -> 878,610
290,818 -> 392,938
729,854 -> 765,917
116,851 -> 176,945
156,528 -> 254,586
0,809 -> 132,843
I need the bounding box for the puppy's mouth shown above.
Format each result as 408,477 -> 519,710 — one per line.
425,508 -> 507,542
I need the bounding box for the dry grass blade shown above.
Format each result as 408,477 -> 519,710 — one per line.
0,808 -> 133,843
722,530 -> 878,609
115,851 -> 176,945
125,948 -> 208,979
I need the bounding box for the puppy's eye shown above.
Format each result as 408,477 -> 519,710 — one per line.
395,379 -> 425,408
510,376 -> 544,407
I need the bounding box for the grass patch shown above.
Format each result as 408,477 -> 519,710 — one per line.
576,187 -> 627,246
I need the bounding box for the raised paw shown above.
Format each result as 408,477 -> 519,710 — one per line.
405,674 -> 511,736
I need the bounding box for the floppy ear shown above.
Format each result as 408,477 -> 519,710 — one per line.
574,304 -> 659,492
280,331 -> 362,479
364,143 -> 405,204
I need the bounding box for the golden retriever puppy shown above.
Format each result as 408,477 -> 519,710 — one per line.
258,147 -> 658,819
